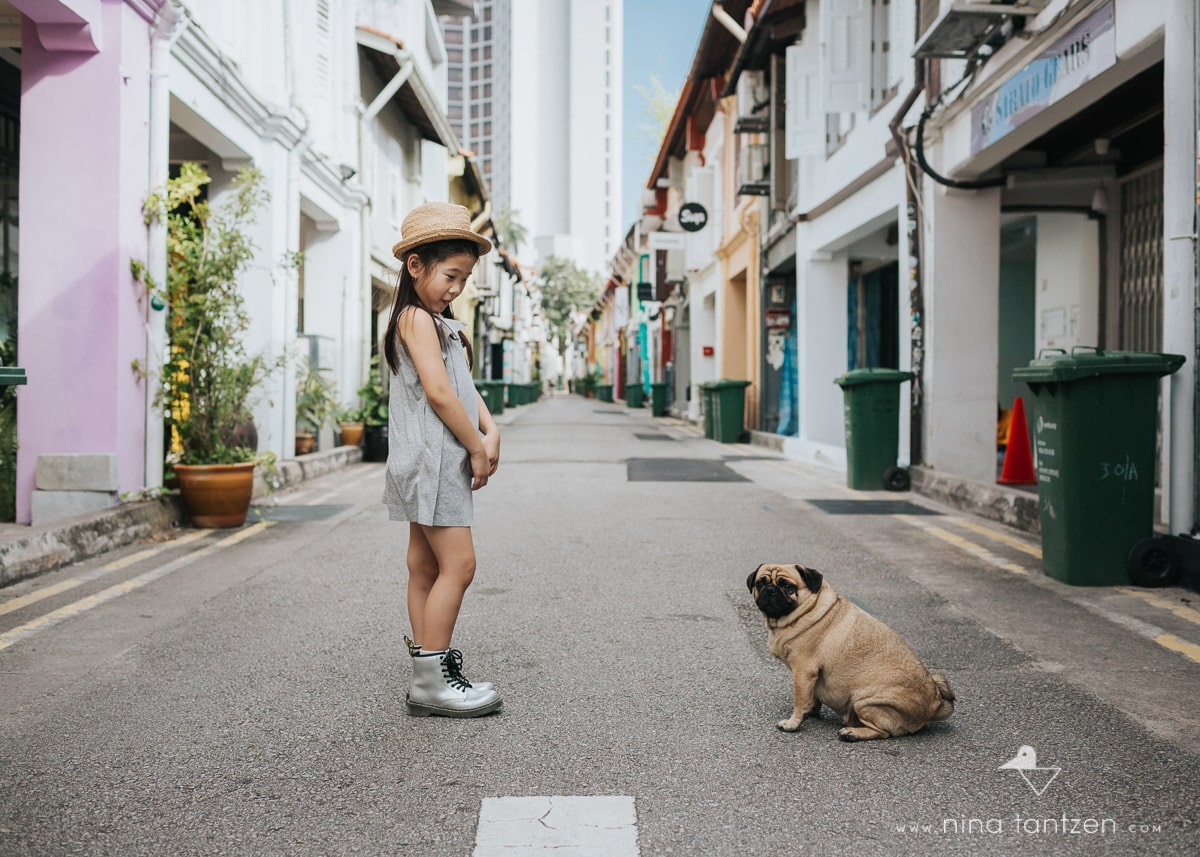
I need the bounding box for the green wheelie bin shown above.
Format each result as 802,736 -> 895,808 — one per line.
595,383 -> 613,403
833,368 -> 915,490
1014,348 -> 1185,586
474,380 -> 503,416
625,381 -> 645,408
649,382 -> 668,417
710,379 -> 751,443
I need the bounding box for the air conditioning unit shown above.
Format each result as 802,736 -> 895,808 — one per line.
737,141 -> 770,196
735,70 -> 770,134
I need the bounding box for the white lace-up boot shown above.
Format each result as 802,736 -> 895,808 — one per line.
406,649 -> 502,718
405,636 -> 493,692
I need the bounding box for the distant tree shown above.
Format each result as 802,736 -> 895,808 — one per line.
493,207 -> 529,256
538,255 -> 602,373
633,74 -> 680,166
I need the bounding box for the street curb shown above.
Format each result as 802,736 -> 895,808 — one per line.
911,465 -> 1041,534
0,494 -> 185,588
0,445 -> 364,589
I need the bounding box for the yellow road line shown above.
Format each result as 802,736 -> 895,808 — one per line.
895,515 -> 1029,575
0,529 -> 210,618
1155,634 -> 1200,665
1119,589 -> 1200,627
0,522 -> 272,652
946,518 -> 1043,559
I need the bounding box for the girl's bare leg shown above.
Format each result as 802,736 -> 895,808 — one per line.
406,523 -> 439,646
412,524 -> 476,651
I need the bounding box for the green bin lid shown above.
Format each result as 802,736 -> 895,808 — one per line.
1012,348 -> 1186,384
0,367 -> 26,385
833,368 -> 915,387
711,379 -> 751,389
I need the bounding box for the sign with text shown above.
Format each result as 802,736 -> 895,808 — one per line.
970,1 -> 1115,155
678,202 -> 708,232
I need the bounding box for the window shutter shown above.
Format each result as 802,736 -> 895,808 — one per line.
820,0 -> 872,114
786,43 -> 823,158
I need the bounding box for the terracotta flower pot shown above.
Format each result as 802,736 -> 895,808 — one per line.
174,462 -> 256,528
295,432 -> 317,456
339,421 -> 364,447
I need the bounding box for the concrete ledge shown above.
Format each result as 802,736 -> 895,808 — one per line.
255,445 -> 364,498
35,453 -> 119,491
0,494 -> 185,587
911,465 -> 1041,534
748,430 -> 786,452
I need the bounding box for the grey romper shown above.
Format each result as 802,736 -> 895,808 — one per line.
382,312 -> 478,526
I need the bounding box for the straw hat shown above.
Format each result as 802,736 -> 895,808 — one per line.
391,201 -> 492,260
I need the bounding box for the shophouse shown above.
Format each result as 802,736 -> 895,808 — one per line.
628,0 -> 1197,540
8,0 -> 479,524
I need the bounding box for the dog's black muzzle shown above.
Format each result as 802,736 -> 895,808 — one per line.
755,585 -> 796,619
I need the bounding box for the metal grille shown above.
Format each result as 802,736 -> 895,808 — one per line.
1118,164 -> 1164,352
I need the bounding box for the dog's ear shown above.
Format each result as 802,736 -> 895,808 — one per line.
747,564 -> 765,592
795,564 -> 823,593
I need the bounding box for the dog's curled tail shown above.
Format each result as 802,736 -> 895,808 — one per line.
931,673 -> 955,720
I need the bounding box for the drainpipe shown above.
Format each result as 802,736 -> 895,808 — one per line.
144,0 -> 185,490
1164,0 -> 1199,535
889,56 -> 927,466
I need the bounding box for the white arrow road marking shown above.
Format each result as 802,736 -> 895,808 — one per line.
473,796 -> 638,856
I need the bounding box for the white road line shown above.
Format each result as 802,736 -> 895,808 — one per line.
0,529 -> 211,618
473,796 -> 638,857
0,522 -> 273,652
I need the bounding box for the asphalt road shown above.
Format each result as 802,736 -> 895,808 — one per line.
1,394 -> 1198,856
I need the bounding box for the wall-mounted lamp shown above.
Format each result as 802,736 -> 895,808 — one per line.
1090,186 -> 1110,215
338,164 -> 357,183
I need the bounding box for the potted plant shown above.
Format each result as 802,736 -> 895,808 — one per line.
295,359 -> 336,456
335,402 -> 365,448
358,354 -> 389,463
132,162 -> 285,528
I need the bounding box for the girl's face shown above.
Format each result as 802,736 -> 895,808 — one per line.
406,252 -> 476,313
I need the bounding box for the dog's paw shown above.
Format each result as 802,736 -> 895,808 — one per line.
837,728 -> 861,742
776,717 -> 804,732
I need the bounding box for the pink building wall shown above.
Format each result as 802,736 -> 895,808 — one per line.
15,0 -> 152,522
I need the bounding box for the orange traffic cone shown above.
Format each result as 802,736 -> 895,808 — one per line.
998,396 -> 1037,485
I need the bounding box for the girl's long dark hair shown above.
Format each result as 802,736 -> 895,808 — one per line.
383,239 -> 480,375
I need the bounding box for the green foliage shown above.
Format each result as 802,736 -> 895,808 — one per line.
493,207 -> 529,255
538,255 -> 603,358
295,360 -> 338,434
633,74 -> 681,164
356,354 -> 389,427
132,163 -> 286,465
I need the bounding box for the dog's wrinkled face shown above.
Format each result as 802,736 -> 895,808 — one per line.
747,564 -> 824,619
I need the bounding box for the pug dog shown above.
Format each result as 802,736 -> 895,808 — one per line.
747,563 -> 955,742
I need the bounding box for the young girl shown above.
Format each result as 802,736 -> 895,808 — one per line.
382,202 -> 502,719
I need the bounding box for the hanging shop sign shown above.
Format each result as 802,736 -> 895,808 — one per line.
678,202 -> 708,232
970,1 -> 1115,155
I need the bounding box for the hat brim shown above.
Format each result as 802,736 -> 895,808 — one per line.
392,229 -> 492,261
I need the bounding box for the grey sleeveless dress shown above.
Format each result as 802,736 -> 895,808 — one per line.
382,312 -> 478,526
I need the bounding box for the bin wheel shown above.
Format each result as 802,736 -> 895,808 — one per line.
1126,537 -> 1180,588
883,466 -> 911,492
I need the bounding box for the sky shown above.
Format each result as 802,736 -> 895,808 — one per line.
622,0 -> 713,227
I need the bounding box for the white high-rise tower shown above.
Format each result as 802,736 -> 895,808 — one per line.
442,0 -> 622,275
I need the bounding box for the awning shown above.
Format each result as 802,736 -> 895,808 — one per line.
356,26 -> 461,151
